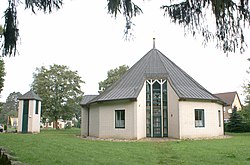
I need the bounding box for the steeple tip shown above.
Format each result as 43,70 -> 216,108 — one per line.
153,38 -> 156,49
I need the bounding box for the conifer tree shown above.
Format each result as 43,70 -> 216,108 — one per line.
227,106 -> 244,132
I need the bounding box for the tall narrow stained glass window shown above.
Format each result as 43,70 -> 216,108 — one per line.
146,79 -> 168,137
146,82 -> 151,136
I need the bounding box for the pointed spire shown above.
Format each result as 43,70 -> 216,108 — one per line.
153,38 -> 156,49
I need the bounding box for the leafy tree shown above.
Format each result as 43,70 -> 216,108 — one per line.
239,58 -> 250,131
243,58 -> 250,105
0,58 -> 5,94
4,91 -> 21,112
239,105 -> 250,132
0,58 -> 5,123
0,25 -> 3,35
99,65 -> 129,92
226,106 -> 244,132
2,1 -> 250,56
0,102 -> 5,123
0,91 -> 21,124
31,64 -> 84,129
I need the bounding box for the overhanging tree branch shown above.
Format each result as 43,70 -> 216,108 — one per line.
162,0 -> 250,54
1,0 -> 63,57
2,0 -> 19,57
1,0 -> 250,56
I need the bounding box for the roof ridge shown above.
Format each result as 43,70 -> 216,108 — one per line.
158,49 -> 215,99
92,49 -> 153,103
157,50 -> 182,97
18,90 -> 42,100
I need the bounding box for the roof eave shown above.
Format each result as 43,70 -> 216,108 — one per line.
179,97 -> 226,105
85,97 -> 137,106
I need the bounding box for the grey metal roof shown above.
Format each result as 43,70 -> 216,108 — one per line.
18,90 -> 42,101
85,48 -> 220,105
80,95 -> 98,106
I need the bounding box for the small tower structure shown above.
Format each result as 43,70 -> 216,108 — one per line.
17,90 -> 42,133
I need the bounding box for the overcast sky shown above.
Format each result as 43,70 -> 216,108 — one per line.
0,0 -> 249,103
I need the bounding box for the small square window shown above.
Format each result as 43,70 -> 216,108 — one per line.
115,110 -> 125,128
195,109 -> 205,127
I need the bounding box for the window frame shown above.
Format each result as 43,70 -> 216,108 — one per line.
115,110 -> 125,129
218,110 -> 221,127
195,109 -> 205,127
35,100 -> 39,115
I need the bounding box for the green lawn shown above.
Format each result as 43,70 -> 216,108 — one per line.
0,129 -> 250,165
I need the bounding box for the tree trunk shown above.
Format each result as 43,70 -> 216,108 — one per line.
54,117 -> 58,129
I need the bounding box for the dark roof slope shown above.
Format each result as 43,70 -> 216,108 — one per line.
80,95 -> 98,105
214,92 -> 238,106
18,90 -> 42,101
83,48 -> 220,105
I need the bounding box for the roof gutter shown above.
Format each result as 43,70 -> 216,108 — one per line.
179,97 -> 226,105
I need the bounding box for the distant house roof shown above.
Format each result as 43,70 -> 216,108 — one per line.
18,90 -> 42,101
214,91 -> 241,106
81,48 -> 221,106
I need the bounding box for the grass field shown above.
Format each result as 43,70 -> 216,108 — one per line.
0,129 -> 250,165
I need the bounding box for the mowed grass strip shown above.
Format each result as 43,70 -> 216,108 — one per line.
0,129 -> 250,165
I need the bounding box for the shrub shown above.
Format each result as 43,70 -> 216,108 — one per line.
3,125 -> 7,131
244,121 -> 250,132
65,122 -> 72,129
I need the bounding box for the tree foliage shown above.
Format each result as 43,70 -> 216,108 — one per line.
0,25 -> 3,35
99,65 -> 129,93
0,91 -> 21,124
4,91 -> 21,112
240,58 -> 250,126
226,106 -> 245,132
1,0 -> 63,57
107,0 -> 143,38
243,58 -> 250,105
1,0 -> 250,56
31,64 -> 84,128
108,0 -> 250,54
0,58 -> 5,94
0,102 -> 5,123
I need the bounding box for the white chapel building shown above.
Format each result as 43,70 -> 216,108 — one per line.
81,43 -> 224,139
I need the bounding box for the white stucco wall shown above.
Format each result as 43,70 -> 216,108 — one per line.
81,106 -> 88,136
30,100 -> 41,133
136,82 -> 146,139
179,101 -> 224,139
17,101 -> 23,132
232,94 -> 242,110
87,80 -> 182,140
167,82 -> 180,139
89,104 -> 99,137
98,100 -> 137,139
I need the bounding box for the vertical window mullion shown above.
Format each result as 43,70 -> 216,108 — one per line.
202,110 -> 204,127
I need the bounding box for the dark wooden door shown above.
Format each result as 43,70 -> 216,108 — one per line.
22,100 -> 29,133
